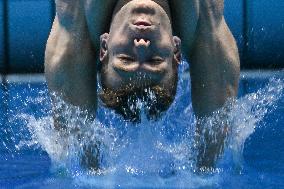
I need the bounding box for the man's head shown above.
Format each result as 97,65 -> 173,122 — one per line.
99,0 -> 181,121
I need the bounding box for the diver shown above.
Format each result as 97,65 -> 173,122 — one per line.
45,0 -> 240,171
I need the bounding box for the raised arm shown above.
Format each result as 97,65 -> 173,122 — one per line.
171,0 -> 240,169
45,0 -> 117,112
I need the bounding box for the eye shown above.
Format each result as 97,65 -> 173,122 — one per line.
150,57 -> 164,64
118,55 -> 135,63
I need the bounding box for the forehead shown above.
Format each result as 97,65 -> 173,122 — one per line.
112,0 -> 172,23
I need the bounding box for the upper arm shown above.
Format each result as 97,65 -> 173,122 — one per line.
45,0 -> 120,110
170,0 -> 240,116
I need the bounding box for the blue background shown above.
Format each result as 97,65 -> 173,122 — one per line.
0,0 -> 284,73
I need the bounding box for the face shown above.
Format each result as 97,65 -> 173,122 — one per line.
99,0 -> 181,121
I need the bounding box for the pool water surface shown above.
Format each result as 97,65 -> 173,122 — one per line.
0,67 -> 283,189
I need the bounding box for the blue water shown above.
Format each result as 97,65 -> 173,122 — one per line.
0,64 -> 284,188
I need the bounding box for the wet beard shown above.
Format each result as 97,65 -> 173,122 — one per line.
99,84 -> 177,122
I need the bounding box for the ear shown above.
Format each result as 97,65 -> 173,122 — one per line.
100,33 -> 109,62
173,36 -> 182,64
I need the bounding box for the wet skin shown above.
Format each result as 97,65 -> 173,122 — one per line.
45,0 -> 240,169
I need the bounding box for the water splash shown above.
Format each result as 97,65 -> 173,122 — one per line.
227,78 -> 284,171
1,64 -> 283,188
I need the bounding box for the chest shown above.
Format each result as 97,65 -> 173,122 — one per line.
113,0 -> 171,20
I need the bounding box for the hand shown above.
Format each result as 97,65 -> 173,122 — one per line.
195,118 -> 228,171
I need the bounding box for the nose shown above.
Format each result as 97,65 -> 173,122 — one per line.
134,38 -> 150,48
134,38 -> 151,62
